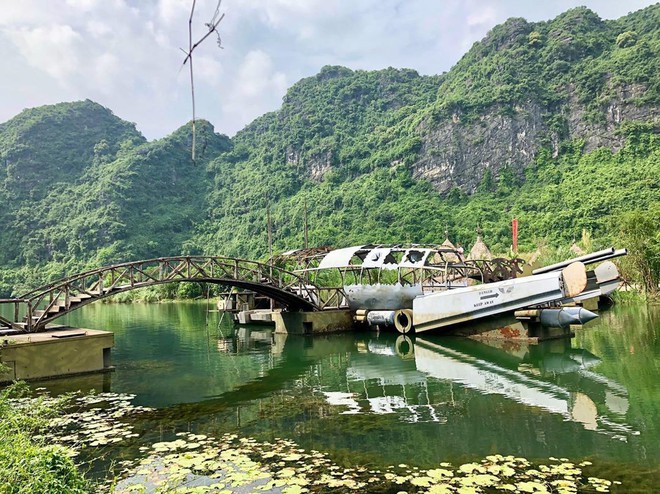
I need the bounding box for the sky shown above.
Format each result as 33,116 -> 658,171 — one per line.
1,0 -> 657,140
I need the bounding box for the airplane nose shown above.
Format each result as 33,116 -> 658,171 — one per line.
576,307 -> 598,325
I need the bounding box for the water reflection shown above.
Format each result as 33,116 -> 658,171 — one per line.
29,311 -> 637,444
321,333 -> 637,441
21,302 -> 657,469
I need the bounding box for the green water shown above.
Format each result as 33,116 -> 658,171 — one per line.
16,302 -> 660,487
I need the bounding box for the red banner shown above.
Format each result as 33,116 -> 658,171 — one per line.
512,218 -> 519,253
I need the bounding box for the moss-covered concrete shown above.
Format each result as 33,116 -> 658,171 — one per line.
272,309 -> 354,334
0,328 -> 113,383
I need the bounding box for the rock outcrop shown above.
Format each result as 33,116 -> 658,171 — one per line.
411,83 -> 658,194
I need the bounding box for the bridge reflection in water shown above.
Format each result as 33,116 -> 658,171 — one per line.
321,333 -> 636,441
24,301 -> 651,472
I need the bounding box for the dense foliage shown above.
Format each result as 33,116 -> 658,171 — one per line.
0,383 -> 89,493
0,102 -> 230,294
191,5 -> 659,257
427,6 -> 659,125
194,126 -> 658,259
0,5 -> 658,297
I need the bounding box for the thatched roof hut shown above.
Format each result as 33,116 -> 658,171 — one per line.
468,228 -> 493,260
570,241 -> 584,256
441,237 -> 456,249
436,229 -> 461,263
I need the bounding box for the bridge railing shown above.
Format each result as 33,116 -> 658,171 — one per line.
9,256 -> 347,331
308,258 -> 523,290
0,298 -> 28,329
22,256 -> 307,294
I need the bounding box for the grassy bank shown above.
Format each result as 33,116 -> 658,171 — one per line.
0,381 -> 89,494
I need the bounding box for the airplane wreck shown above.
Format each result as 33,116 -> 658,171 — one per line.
222,242 -> 627,341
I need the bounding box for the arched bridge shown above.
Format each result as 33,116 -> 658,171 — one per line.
0,256 -> 346,332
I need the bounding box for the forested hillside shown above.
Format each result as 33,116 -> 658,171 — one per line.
414,5 -> 659,192
0,101 -> 229,294
191,4 -> 659,259
0,5 -> 658,296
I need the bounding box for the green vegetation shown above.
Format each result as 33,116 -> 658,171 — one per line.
615,205 -> 660,295
0,5 -> 658,298
189,5 -> 660,273
0,101 -> 230,296
0,383 -> 89,494
426,6 -> 659,123
0,381 -> 628,493
193,124 -> 658,275
116,432 -> 621,493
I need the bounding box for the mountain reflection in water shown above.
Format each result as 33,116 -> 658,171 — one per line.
29,302 -> 657,472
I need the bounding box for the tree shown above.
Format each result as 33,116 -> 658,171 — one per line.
616,207 -> 660,295
616,31 -> 638,48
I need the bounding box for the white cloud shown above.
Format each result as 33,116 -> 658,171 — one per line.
236,50 -> 275,97
467,5 -> 498,29
223,49 -> 288,126
193,53 -> 224,86
65,0 -> 99,11
0,0 -> 657,139
93,52 -> 121,93
244,0 -> 335,30
86,19 -> 112,38
157,0 -> 192,26
7,24 -> 83,83
0,1 -> 60,25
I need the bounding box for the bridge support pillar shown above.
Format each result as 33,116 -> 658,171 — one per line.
273,310 -> 354,335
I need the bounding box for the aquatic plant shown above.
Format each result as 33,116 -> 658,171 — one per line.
39,392 -> 153,450
114,433 -> 622,493
7,388 -> 624,493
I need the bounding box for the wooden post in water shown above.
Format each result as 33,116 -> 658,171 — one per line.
512,218 -> 519,254
267,206 -> 273,261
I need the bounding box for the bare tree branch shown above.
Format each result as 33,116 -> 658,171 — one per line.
182,0 -> 224,162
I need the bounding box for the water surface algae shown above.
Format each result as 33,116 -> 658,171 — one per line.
24,391 -> 621,493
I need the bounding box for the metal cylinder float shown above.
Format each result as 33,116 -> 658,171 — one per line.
538,307 -> 598,328
366,310 -> 396,326
394,309 -> 414,333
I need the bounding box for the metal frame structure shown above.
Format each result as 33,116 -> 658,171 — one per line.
297,245 -> 523,292
0,246 -> 524,333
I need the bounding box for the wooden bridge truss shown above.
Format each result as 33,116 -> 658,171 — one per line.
0,256 -> 347,332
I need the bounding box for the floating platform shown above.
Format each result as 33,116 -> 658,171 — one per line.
0,327 -> 114,384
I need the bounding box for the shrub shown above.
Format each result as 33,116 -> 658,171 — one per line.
0,384 -> 89,494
